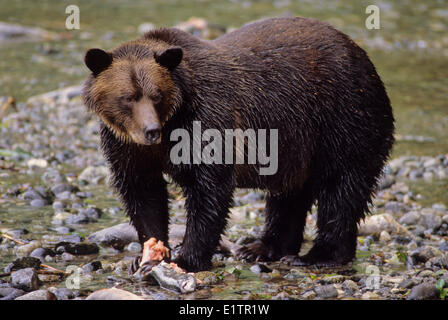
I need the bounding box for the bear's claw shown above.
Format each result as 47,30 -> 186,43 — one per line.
236,239 -> 279,262
128,255 -> 142,276
129,255 -> 142,275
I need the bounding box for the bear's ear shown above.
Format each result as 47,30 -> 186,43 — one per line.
154,47 -> 183,71
84,48 -> 113,76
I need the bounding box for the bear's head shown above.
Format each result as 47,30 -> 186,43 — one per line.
82,42 -> 183,145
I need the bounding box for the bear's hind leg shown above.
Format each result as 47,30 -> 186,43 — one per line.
283,173 -> 369,268
237,187 -> 314,262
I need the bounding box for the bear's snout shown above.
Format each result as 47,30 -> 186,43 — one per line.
144,124 -> 162,145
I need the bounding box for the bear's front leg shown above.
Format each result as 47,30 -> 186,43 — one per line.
174,169 -> 234,272
100,125 -> 169,273
115,171 -> 170,274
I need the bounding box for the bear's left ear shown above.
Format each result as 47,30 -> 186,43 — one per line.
154,47 -> 183,71
84,48 -> 113,76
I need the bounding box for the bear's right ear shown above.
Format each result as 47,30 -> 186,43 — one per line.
84,48 -> 113,76
154,47 -> 183,71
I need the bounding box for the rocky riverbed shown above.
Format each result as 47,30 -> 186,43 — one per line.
0,83 -> 447,300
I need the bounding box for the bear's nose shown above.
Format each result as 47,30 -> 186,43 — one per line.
144,124 -> 162,144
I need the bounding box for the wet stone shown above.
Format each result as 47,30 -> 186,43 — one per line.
51,226 -> 72,234
399,211 -> 421,225
5,229 -> 29,238
361,292 -> 380,300
86,288 -> 143,300
249,264 -> 272,274
23,188 -> 45,201
14,240 -> 42,257
52,201 -> 66,210
82,261 -> 102,273
49,287 -> 74,300
79,207 -> 102,219
430,255 -> 448,269
399,279 -> 417,289
5,256 -> 41,272
56,191 -> 72,200
61,252 -> 74,261
55,242 -> 99,255
30,199 -> 47,207
75,191 -> 93,198
65,212 -> 95,224
439,241 -> 448,252
88,223 -> 138,250
342,280 -> 358,292
418,270 -> 435,277
51,183 -> 74,195
15,289 -> 56,300
302,291 -> 316,300
422,213 -> 442,230
59,234 -> 83,243
126,242 -> 142,253
11,268 -> 40,292
0,288 -> 25,300
408,282 -> 439,300
384,201 -> 408,214
320,275 -> 346,284
411,246 -> 442,263
78,166 -> 109,185
314,284 -> 338,299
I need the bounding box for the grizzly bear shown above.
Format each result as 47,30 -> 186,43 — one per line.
82,17 -> 394,272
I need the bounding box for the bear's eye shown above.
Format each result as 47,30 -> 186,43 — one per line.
122,93 -> 141,104
124,96 -> 134,103
150,93 -> 162,104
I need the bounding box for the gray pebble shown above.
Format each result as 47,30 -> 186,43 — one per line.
56,191 -> 72,200
0,288 -> 25,300
411,246 -> 442,263
342,279 -> 358,292
4,229 -> 28,238
52,201 -> 66,210
439,241 -> 448,252
23,189 -> 44,201
82,261 -> 102,273
59,234 -> 83,243
15,289 -> 56,300
399,211 -> 420,225
5,256 -> 41,273
30,199 -> 47,207
11,268 -> 40,292
80,207 -> 102,219
314,284 -> 338,299
399,278 -> 417,289
52,226 -> 72,234
408,282 -> 439,300
49,287 -> 74,300
249,264 -> 272,274
61,252 -> 75,261
126,242 -> 142,253
55,242 -> 99,255
29,248 -> 54,261
65,212 -> 94,225
51,183 -> 73,195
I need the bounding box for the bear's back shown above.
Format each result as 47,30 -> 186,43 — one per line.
212,17 -> 350,55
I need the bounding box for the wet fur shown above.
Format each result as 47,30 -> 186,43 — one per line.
83,17 -> 394,272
